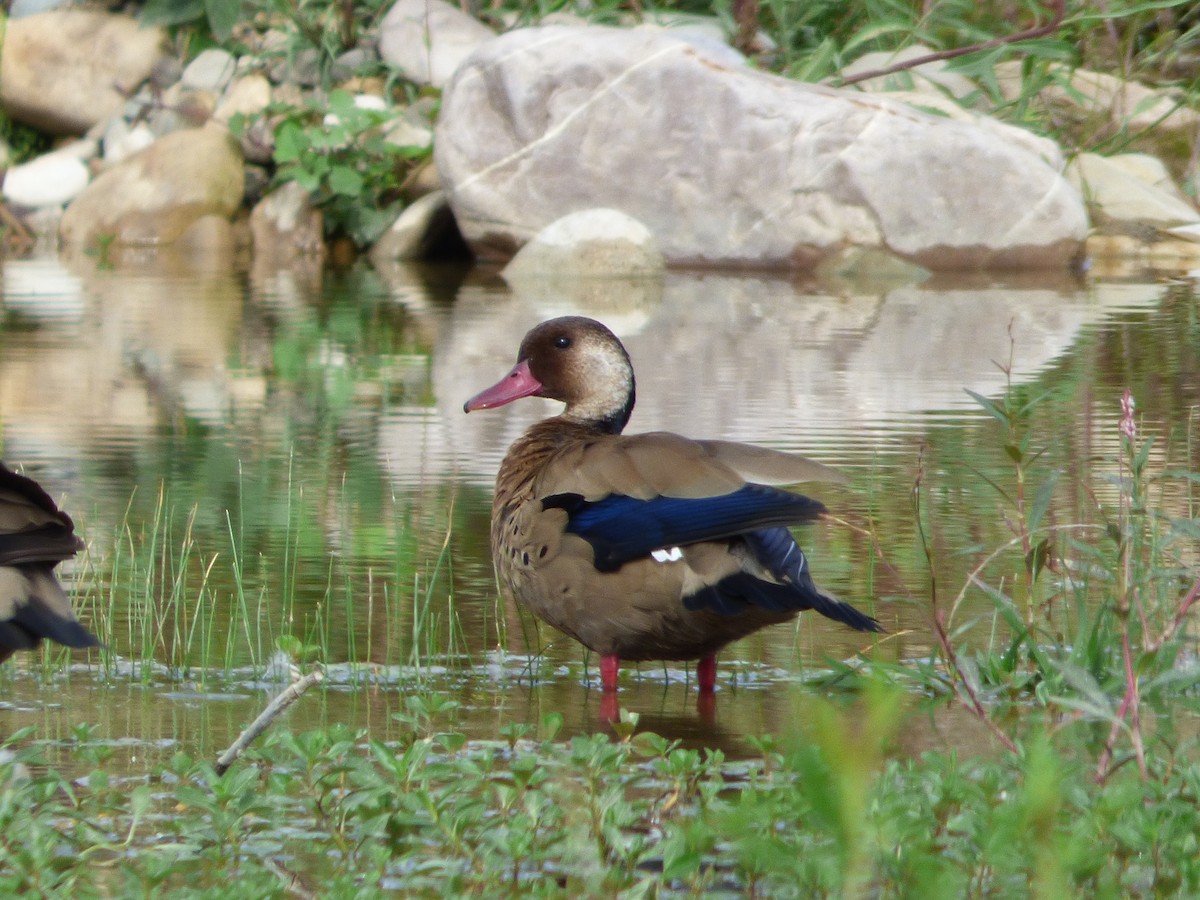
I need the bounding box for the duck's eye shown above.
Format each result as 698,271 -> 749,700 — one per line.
553,336 -> 572,349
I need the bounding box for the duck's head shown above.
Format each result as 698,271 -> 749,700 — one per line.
463,316 -> 636,434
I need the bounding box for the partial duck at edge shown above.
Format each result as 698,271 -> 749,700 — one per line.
0,463 -> 99,663
464,316 -> 881,698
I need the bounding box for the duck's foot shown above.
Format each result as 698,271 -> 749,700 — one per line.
697,655 -> 717,693
600,654 -> 621,692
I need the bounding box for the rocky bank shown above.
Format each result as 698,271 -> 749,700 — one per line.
1,0 -> 1199,276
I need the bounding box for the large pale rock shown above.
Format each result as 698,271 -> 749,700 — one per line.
436,27 -> 1087,270
60,125 -> 244,248
0,10 -> 168,135
379,0 -> 496,88
1068,153 -> 1200,228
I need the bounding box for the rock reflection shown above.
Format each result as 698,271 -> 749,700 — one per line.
426,270 -> 1161,485
0,253 -> 257,465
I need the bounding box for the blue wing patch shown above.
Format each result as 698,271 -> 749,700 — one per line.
543,484 -> 826,572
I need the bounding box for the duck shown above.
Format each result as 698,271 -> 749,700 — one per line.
464,316 -> 881,695
0,463 -> 99,662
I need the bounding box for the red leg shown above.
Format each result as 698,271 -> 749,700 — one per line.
599,691 -> 620,722
600,654 -> 620,692
697,655 -> 717,693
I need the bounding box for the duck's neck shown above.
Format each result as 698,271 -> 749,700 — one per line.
562,384 -> 635,435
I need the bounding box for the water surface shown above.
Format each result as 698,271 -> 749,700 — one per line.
1,252 -> 1195,766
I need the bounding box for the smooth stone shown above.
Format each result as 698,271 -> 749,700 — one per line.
213,74 -> 273,127
249,181 -> 326,266
2,151 -> 91,208
102,119 -> 157,165
181,48 -> 238,93
379,0 -> 496,88
369,191 -> 456,262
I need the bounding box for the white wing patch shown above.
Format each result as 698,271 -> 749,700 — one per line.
651,547 -> 683,563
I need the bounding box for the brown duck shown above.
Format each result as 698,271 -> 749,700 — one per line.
0,463 -> 99,662
464,316 -> 881,694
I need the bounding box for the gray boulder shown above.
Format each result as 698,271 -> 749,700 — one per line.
60,125 -> 244,248
436,26 -> 1087,270
0,10 -> 168,135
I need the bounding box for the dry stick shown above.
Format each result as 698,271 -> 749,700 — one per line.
262,857 -> 317,900
1146,573 -> 1200,653
1095,631 -> 1148,784
1094,574 -> 1200,784
214,670 -> 325,776
0,203 -> 34,254
839,0 -> 1067,87
1095,396 -> 1153,783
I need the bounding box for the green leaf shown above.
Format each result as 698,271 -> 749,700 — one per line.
328,165 -> 364,197
1025,538 -> 1052,583
273,121 -> 305,163
327,89 -> 357,118
291,167 -> 322,193
965,388 -> 1009,425
140,0 -> 205,27
1027,470 -> 1060,534
204,0 -> 241,41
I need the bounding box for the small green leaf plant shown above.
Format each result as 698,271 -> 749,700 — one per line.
242,89 -> 431,247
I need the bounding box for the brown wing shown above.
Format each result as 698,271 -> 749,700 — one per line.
0,464 -> 84,566
0,465 -> 96,661
532,431 -> 844,501
693,439 -> 848,486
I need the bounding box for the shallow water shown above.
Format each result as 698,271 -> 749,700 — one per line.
1,252 -> 1196,766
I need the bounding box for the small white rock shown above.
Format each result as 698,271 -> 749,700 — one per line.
2,151 -> 90,207
103,119 -> 156,164
182,48 -> 237,93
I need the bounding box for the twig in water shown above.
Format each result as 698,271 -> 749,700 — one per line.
263,857 -> 317,900
214,669 -> 324,776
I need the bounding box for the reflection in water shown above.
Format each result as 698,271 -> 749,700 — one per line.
0,253 -> 1193,762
